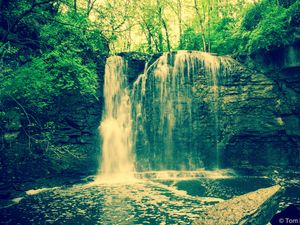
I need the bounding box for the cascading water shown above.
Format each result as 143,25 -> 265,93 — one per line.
97,56 -> 135,181
199,52 -> 233,168
97,51 -> 232,180
132,51 -> 233,170
132,52 -> 194,170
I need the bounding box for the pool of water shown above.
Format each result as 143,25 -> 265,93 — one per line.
0,171 -> 279,225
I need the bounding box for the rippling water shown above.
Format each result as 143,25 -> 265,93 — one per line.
0,171 -> 280,225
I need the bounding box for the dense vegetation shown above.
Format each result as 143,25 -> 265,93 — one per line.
84,0 -> 300,55
0,0 -> 299,177
0,1 -> 107,149
0,0 -> 110,177
1,0 -> 107,110
1,0 -> 299,115
1,0 -> 299,103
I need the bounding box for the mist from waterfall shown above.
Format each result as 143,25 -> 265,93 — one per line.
97,56 -> 135,182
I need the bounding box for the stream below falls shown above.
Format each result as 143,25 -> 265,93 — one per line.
2,170 -> 300,225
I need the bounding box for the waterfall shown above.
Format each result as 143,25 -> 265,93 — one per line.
97,56 -> 135,181
200,52 -> 226,168
132,52 -> 194,170
132,51 -> 233,170
97,51 -> 233,179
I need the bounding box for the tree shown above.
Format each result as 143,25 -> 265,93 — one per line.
156,0 -> 171,52
193,0 -> 207,52
93,0 -> 134,52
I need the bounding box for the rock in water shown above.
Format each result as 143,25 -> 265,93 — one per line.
194,185 -> 281,225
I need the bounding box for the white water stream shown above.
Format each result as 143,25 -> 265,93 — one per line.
97,56 -> 135,182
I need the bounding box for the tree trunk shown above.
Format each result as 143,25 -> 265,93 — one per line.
207,0 -> 212,52
177,0 -> 183,49
194,0 -> 207,52
87,0 -> 91,15
161,17 -> 171,52
74,0 -> 77,12
140,17 -> 154,53
87,0 -> 97,16
156,0 -> 165,52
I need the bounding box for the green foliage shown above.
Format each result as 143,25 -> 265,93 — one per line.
241,3 -> 265,31
0,2 -> 110,164
180,27 -> 203,51
1,0 -> 299,110
1,49 -> 98,110
136,2 -> 168,53
207,0 -> 299,55
176,0 -> 299,55
287,1 -> 300,36
2,57 -> 54,109
245,3 -> 290,52
0,2 -> 107,114
40,11 -> 107,53
3,111 -> 21,131
42,48 -> 98,95
209,17 -> 243,55
279,0 -> 298,8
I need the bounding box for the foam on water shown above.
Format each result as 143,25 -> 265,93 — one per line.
26,187 -> 59,195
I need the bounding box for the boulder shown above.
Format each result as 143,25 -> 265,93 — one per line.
194,185 -> 281,225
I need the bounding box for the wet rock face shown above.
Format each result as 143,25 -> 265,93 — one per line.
118,52 -> 152,85
224,43 -> 300,168
125,51 -> 300,169
192,61 -> 300,168
51,94 -> 102,145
